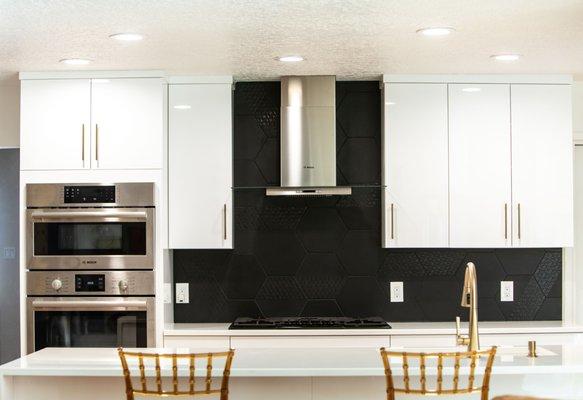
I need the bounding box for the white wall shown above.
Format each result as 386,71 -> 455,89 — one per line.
0,84 -> 20,148
573,81 -> 583,325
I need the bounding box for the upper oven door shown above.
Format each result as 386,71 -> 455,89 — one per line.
27,208 -> 154,269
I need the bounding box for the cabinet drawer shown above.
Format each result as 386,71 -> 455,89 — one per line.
231,335 -> 390,349
163,335 -> 230,351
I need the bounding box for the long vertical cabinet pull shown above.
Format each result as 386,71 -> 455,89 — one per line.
81,124 -> 85,165
390,203 -> 395,240
504,203 -> 508,240
95,124 -> 99,166
223,204 -> 227,241
517,203 -> 521,240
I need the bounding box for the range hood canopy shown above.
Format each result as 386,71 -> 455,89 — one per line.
267,75 -> 351,196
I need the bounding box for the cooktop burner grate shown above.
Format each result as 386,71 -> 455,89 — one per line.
229,317 -> 391,330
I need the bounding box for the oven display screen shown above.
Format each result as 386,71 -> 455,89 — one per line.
75,274 -> 105,292
64,186 -> 115,203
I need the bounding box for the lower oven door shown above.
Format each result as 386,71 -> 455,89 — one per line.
27,297 -> 155,354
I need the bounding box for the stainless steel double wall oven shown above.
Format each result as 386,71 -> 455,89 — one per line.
26,183 -> 156,353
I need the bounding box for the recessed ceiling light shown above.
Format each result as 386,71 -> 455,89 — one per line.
491,54 -> 521,62
277,55 -> 304,62
173,105 -> 192,110
462,87 -> 482,92
60,58 -> 91,66
109,33 -> 144,42
416,27 -> 455,37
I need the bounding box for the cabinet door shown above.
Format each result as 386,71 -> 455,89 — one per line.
168,84 -> 233,249
511,84 -> 573,247
20,79 -> 90,170
449,84 -> 512,247
91,78 -> 163,169
383,83 -> 448,247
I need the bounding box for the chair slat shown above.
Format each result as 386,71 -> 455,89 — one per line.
155,354 -> 162,393
453,353 -> 461,392
468,351 -> 477,390
402,353 -> 410,393
172,354 -> 178,394
419,353 -> 426,393
206,353 -> 213,392
138,353 -> 147,392
189,354 -> 195,394
437,353 -> 443,394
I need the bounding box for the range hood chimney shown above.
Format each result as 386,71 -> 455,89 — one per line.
266,76 -> 351,196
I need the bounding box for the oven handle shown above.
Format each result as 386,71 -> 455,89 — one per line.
30,210 -> 148,220
31,300 -> 148,309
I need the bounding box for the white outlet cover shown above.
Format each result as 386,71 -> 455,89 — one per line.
501,281 -> 514,302
390,281 -> 404,302
3,247 -> 15,259
176,283 -> 189,304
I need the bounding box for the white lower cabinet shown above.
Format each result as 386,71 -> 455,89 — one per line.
163,336 -> 230,350
168,81 -> 233,249
230,336 -> 390,349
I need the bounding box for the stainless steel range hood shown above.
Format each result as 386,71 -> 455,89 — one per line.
266,76 -> 351,196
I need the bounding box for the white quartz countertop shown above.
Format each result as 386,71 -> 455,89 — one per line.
164,321 -> 583,336
1,346 -> 583,378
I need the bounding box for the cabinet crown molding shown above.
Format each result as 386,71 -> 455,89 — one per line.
19,70 -> 166,80
382,74 -> 573,85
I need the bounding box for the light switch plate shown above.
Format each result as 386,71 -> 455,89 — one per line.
390,281 -> 404,302
501,281 -> 514,302
164,283 -> 172,304
3,247 -> 15,259
176,283 -> 189,304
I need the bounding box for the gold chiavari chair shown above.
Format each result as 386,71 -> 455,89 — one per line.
380,346 -> 497,400
118,348 -> 235,400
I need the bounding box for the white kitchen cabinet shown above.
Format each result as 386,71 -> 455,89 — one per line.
511,84 -> 573,247
168,83 -> 233,249
449,84 -> 512,248
383,83 -> 448,248
20,77 -> 163,171
20,79 -> 91,170
91,78 -> 164,169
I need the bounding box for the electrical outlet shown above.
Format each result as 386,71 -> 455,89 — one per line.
175,283 -> 189,304
3,247 -> 15,259
501,281 -> 514,302
164,283 -> 172,304
390,281 -> 404,302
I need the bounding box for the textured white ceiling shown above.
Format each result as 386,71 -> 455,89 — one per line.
1,0 -> 583,82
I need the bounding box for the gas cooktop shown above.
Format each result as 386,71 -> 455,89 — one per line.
229,317 -> 391,330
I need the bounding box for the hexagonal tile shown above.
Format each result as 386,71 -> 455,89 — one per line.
225,300 -> 263,320
338,231 -> 383,276
259,203 -> 306,231
458,252 -> 506,298
419,298 -> 465,322
234,115 -> 266,160
534,251 -> 562,296
234,159 -> 267,187
417,250 -> 465,277
506,278 -> 545,320
301,300 -> 343,317
496,248 -> 545,275
255,231 -> 306,275
256,277 -> 306,317
336,122 -> 347,152
297,208 -> 346,252
336,277 -> 384,317
174,277 -> 228,322
337,138 -> 380,185
234,206 -> 264,231
296,254 -> 346,298
535,298 -> 561,320
337,188 -> 381,230
218,255 -> 266,299
337,91 -> 381,138
378,252 -> 424,280
381,300 -> 425,322
173,250 -> 231,279
255,139 -> 280,185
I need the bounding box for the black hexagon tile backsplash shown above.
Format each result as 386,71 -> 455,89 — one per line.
174,82 -> 562,323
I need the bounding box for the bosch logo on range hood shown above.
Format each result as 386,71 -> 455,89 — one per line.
266,76 -> 351,196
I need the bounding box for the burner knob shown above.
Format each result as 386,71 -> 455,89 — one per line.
51,279 -> 63,291
118,280 -> 129,293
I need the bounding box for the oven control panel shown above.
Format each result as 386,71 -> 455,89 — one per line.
27,271 -> 155,296
64,185 -> 116,203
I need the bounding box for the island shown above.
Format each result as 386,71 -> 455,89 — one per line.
1,345 -> 583,399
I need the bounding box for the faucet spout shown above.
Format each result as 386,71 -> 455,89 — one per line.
455,262 -> 480,352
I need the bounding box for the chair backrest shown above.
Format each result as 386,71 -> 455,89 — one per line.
380,346 -> 497,400
118,348 -> 235,400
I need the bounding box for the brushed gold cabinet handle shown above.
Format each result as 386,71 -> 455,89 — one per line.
504,203 -> 508,239
95,124 -> 99,163
518,203 -> 521,240
81,124 -> 85,162
390,203 -> 394,240
223,204 -> 227,240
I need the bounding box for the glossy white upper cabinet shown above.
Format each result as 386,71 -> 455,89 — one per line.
511,84 -> 573,247
91,78 -> 164,169
168,83 -> 233,249
383,83 -> 448,248
20,79 -> 91,170
449,84 -> 512,248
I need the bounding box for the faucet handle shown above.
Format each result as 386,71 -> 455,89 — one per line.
455,316 -> 469,346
